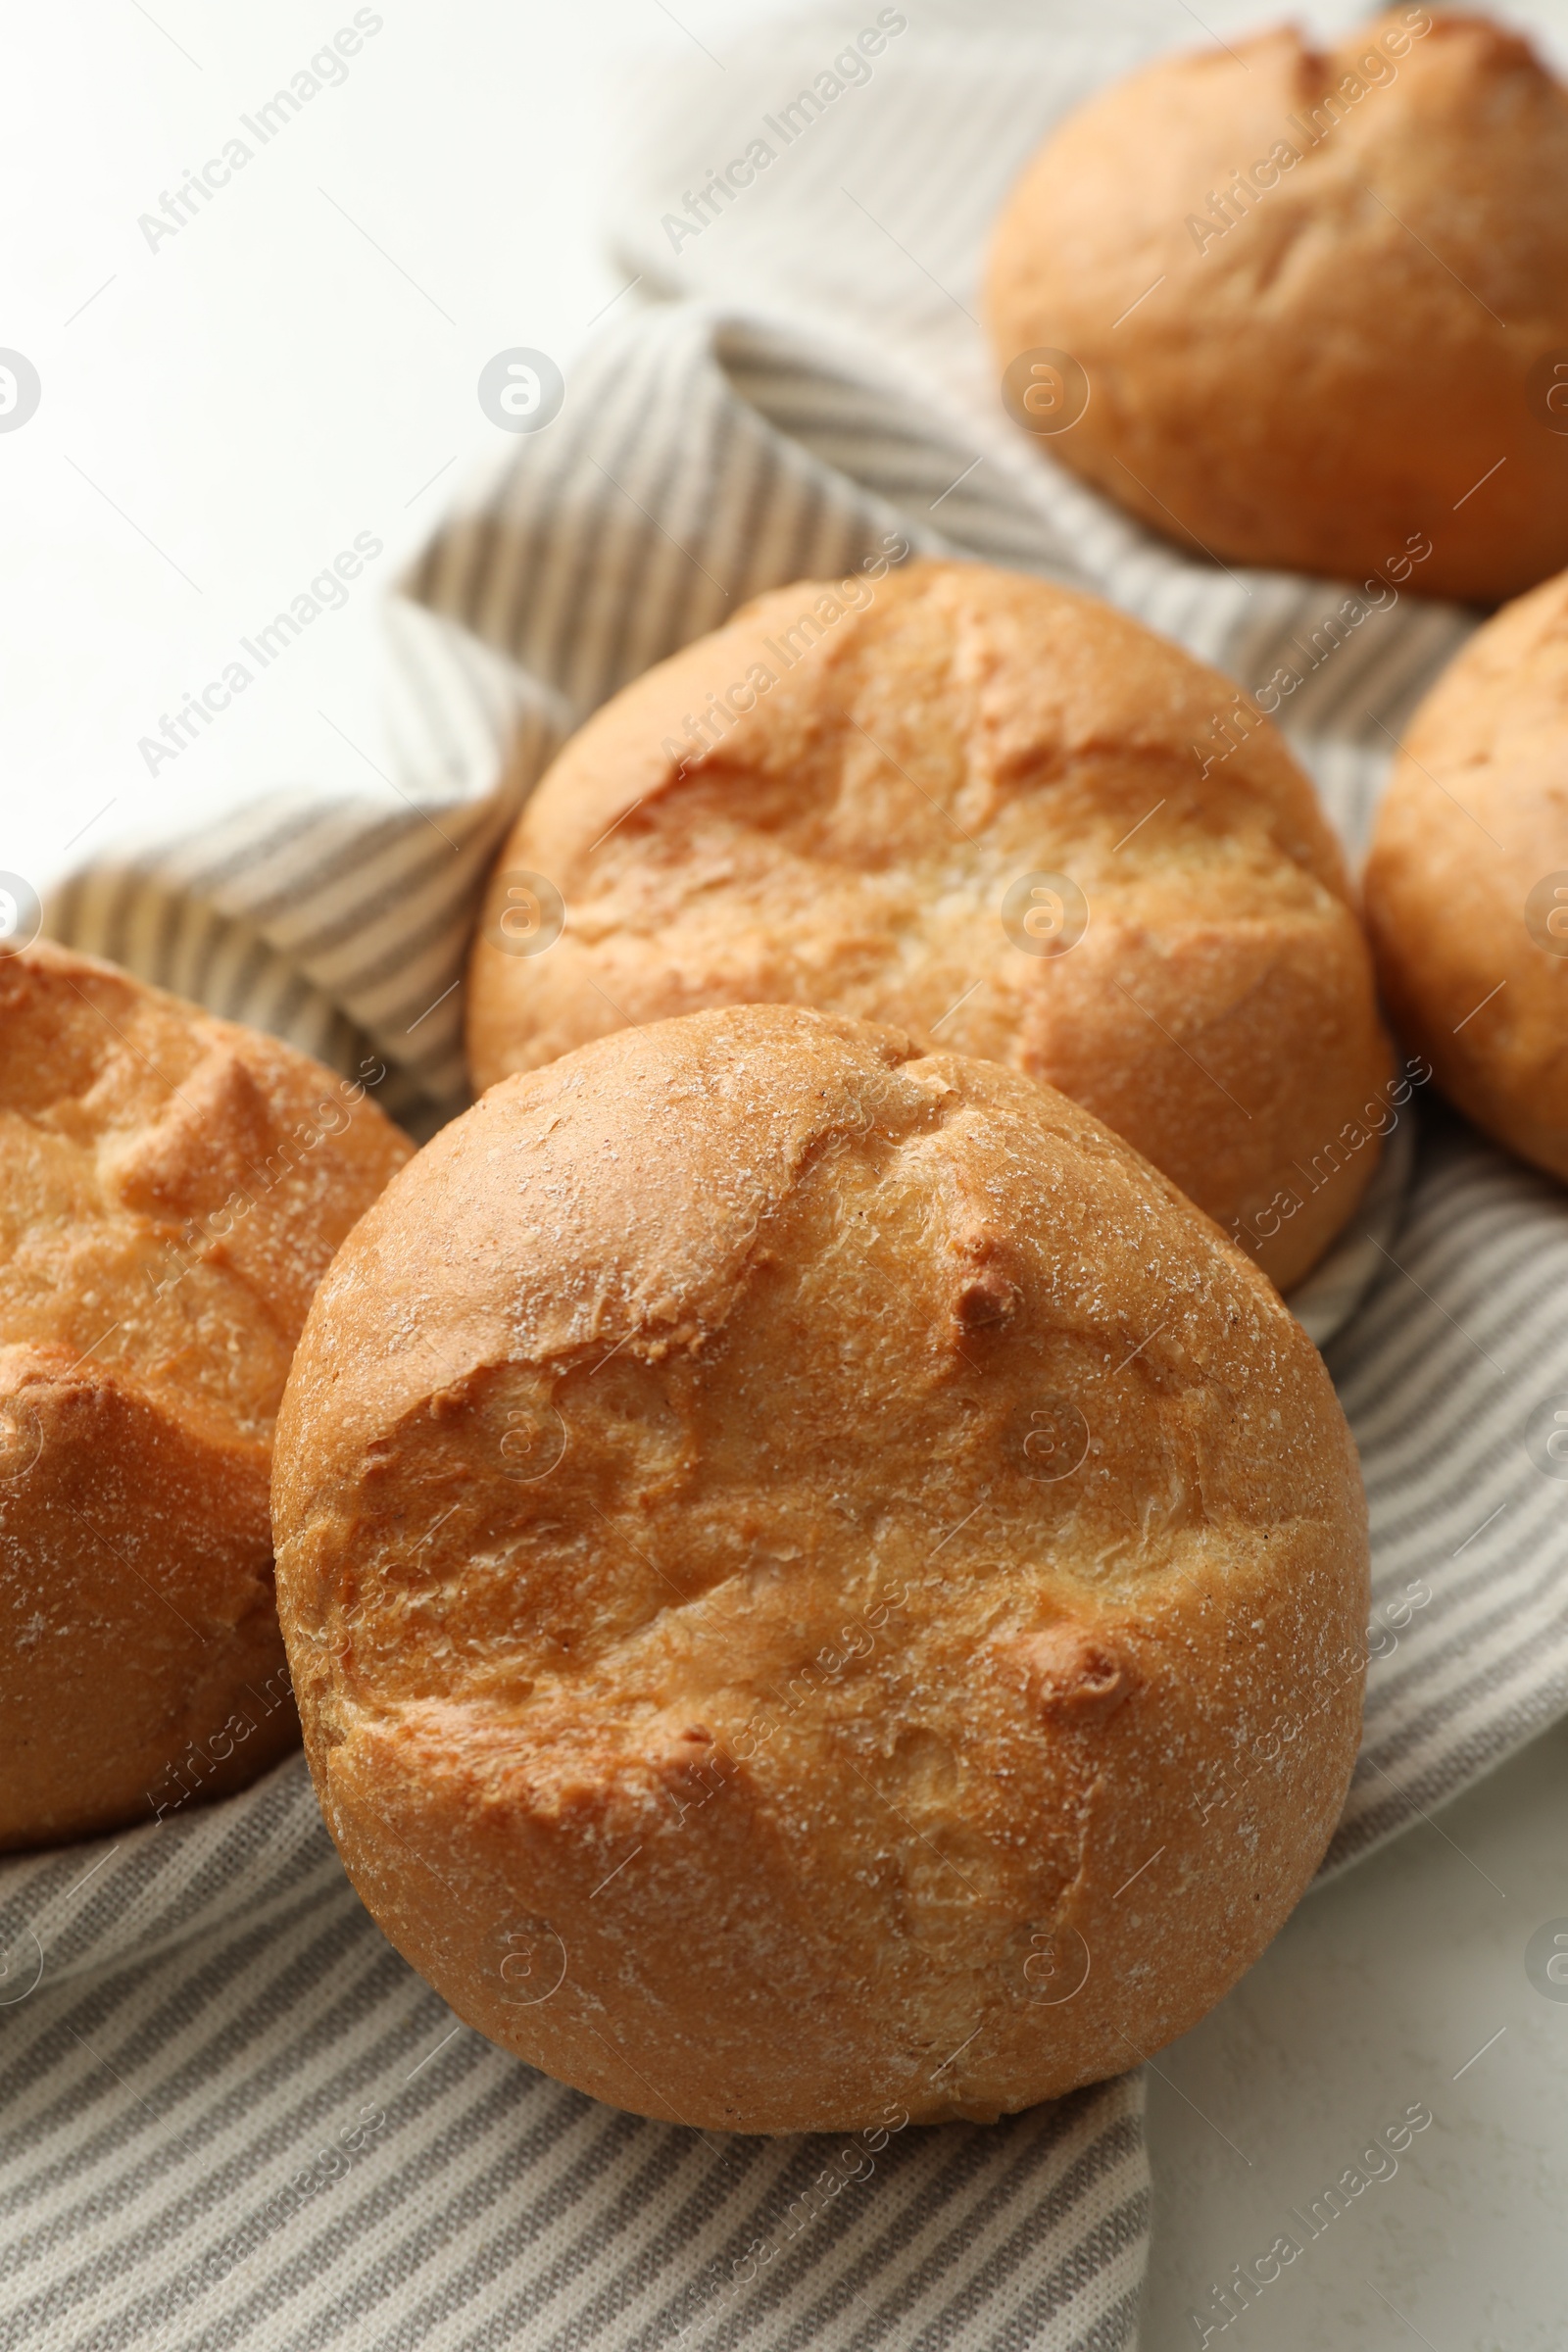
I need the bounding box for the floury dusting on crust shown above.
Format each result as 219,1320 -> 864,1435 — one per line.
659,535 -> 907,777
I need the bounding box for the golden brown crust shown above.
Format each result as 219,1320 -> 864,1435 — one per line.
1364,566 -> 1568,1177
985,11 -> 1568,603
0,941 -> 414,1849
466,560 -> 1391,1292
275,1004 -> 1369,2134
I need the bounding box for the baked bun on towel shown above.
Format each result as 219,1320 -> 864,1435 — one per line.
1365,565 -> 1568,1180
466,561 -> 1391,1295
273,1003 -> 1368,2133
0,942 -> 412,1850
985,10 -> 1568,604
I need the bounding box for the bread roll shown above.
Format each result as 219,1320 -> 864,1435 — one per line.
0,942 -> 412,1850
466,560 -> 1391,1293
986,9 -> 1568,604
273,1004 -> 1368,2134
1365,566 -> 1568,1178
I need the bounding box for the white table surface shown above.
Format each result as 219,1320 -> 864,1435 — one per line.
4,6 -> 1565,2346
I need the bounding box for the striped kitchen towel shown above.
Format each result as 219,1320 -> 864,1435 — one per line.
9,4 -> 1568,2348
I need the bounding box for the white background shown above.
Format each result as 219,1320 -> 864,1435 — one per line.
1,0 -> 731,894
3,4 -> 1566,2347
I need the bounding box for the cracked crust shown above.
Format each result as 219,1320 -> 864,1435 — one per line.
1365,565 -> 1568,1177
274,1003 -> 1368,2133
0,942 -> 413,1849
466,559 -> 1391,1293
985,11 -> 1568,602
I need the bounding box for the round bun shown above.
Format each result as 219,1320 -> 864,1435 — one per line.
985,10 -> 1568,604
466,559 -> 1390,1293
0,942 -> 412,1850
273,1003 -> 1368,2135
1364,566 -> 1568,1178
